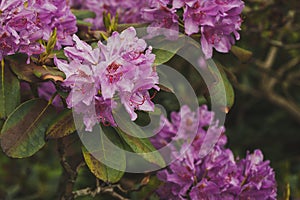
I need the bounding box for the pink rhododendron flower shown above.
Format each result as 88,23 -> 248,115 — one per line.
55,27 -> 159,131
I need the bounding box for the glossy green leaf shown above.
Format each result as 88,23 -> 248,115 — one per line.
0,59 -> 20,119
71,9 -> 96,20
46,109 -> 76,139
82,126 -> 126,183
82,148 -> 124,183
152,49 -> 176,65
0,99 -> 57,158
150,35 -> 185,65
206,62 -> 235,112
114,111 -> 165,168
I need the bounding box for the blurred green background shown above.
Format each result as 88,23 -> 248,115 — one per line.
1,0 -> 300,199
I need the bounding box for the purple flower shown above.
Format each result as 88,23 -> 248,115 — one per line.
64,34 -> 100,65
237,150 -> 277,200
97,27 -> 159,120
37,81 -> 64,109
72,96 -> 116,131
156,176 -> 185,200
189,179 -> 222,200
20,81 -> 63,109
152,105 -> 277,200
69,0 -> 244,58
183,1 -> 218,35
167,162 -> 196,195
28,0 -> 78,48
214,0 -> 245,14
181,0 -> 244,58
0,0 -> 77,60
200,23 -> 236,59
0,28 -> 19,60
142,1 -> 179,40
55,27 -> 159,131
151,115 -> 177,149
0,0 -> 23,11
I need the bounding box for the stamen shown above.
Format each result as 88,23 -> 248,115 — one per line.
150,90 -> 157,100
130,95 -> 146,107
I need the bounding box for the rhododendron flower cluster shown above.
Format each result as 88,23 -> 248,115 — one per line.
0,0 -> 77,60
151,105 -> 277,199
69,0 -> 244,58
143,0 -> 244,58
55,27 -> 159,131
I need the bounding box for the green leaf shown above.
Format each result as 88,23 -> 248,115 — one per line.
156,68 -> 175,93
103,12 -> 111,31
151,37 -> 185,65
152,49 -> 177,65
46,109 -> 76,139
46,28 -> 57,55
134,107 -> 162,128
102,12 -> 118,33
206,62 -> 235,112
76,19 -> 93,27
56,89 -> 69,99
71,9 -> 96,20
111,13 -> 118,32
7,55 -> 65,82
82,148 -> 124,183
39,29 -> 58,63
113,111 -> 165,168
7,54 -> 42,82
32,65 -> 65,81
230,45 -> 253,63
0,99 -> 57,158
82,126 -> 126,183
0,59 -> 20,119
53,50 -> 67,60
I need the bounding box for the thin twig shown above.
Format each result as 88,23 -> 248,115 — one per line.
72,184 -> 129,200
243,11 -> 300,123
56,139 -> 84,200
269,40 -> 300,49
